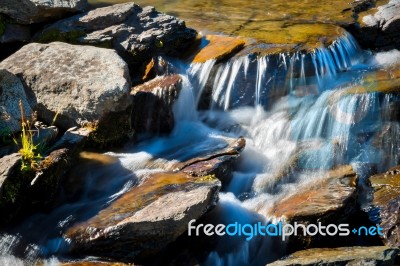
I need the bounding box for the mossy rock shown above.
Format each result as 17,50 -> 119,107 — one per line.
36,28 -> 86,44
0,15 -> 6,37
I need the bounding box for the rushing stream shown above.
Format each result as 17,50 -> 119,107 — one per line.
1,27 -> 400,265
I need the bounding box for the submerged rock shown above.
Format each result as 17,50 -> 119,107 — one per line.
131,74 -> 182,136
0,0 -> 88,24
268,246 -> 399,266
0,69 -> 33,134
34,3 -> 197,67
368,165 -> 400,247
65,172 -> 220,261
350,0 -> 400,50
0,42 -> 132,144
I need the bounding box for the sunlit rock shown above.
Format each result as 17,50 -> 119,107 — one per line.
0,69 -> 33,134
191,35 -> 246,63
0,42 -> 132,145
268,246 -> 399,266
350,0 -> 400,50
34,3 -> 197,68
267,165 -> 357,221
0,0 -> 87,24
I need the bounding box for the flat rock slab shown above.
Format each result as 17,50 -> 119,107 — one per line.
267,165 -> 357,221
0,42 -> 132,142
0,0 -> 88,24
369,165 -> 400,247
34,3 -> 197,66
65,172 -> 220,260
192,35 -> 246,63
268,246 -> 399,266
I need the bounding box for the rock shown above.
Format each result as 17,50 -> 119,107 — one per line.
267,165 -> 358,221
0,42 -> 133,144
64,136 -> 245,261
0,127 -> 91,226
0,69 -> 33,134
267,246 -> 399,266
65,172 -> 221,261
191,35 -> 246,63
262,166 -> 359,251
131,74 -> 182,136
368,165 -> 400,247
176,137 -> 245,186
0,24 -> 31,43
0,153 -> 21,189
350,0 -> 400,50
0,0 -> 88,24
34,3 -> 197,68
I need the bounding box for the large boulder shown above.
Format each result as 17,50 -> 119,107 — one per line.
268,246 -> 399,266
368,165 -> 400,247
65,172 -> 221,261
349,0 -> 400,50
0,69 -> 33,134
0,0 -> 88,24
0,42 -> 132,144
34,3 -> 197,68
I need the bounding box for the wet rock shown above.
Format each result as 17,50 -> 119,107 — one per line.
267,165 -> 358,221
0,0 -> 88,24
0,127 -> 91,226
65,172 -> 220,261
173,137 -> 246,179
0,69 -> 33,134
34,3 -> 197,68
131,74 -> 182,136
191,35 -> 246,63
350,0 -> 400,50
368,165 -> 400,247
0,42 -> 132,144
268,246 -> 399,266
263,166 -> 359,251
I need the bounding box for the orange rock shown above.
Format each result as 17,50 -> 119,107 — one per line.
268,165 -> 357,220
192,35 -> 246,63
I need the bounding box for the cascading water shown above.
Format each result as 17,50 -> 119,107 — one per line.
1,29 -> 400,266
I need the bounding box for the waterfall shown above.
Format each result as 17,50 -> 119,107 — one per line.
189,31 -> 363,111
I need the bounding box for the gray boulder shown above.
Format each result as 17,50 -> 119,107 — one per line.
34,3 -> 197,67
0,69 -> 33,134
0,0 -> 88,24
0,42 -> 132,144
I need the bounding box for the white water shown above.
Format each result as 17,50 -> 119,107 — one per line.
1,32 -> 400,266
